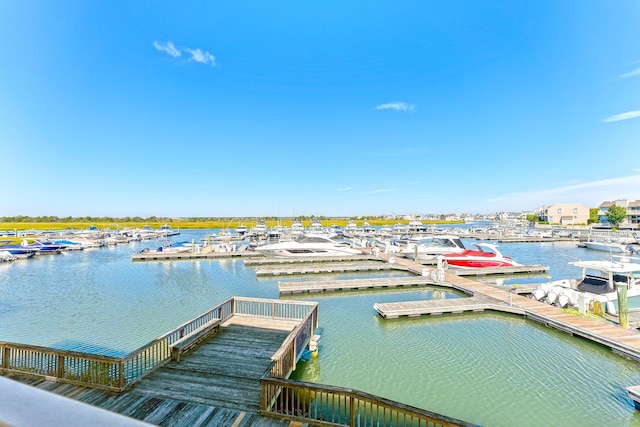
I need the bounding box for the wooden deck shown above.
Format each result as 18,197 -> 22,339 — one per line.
2,319 -> 298,426
373,255 -> 640,363
279,276 -> 440,294
254,261 -> 410,276
132,248 -> 261,262
450,264 -> 549,276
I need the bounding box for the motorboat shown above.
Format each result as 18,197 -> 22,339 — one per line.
249,220 -> 268,238
236,224 -> 249,237
531,259 -> 640,315
291,219 -> 305,236
441,243 -> 521,268
158,224 -> 180,236
400,235 -> 466,262
344,220 -> 358,235
21,239 -> 67,254
140,241 -> 202,254
582,239 -> 639,254
255,234 -> 362,257
0,241 -> 37,258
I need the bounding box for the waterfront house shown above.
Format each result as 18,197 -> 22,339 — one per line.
598,199 -> 640,228
537,203 -> 589,225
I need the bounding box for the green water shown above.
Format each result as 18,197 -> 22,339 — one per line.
2,230 -> 640,426
290,291 -> 640,427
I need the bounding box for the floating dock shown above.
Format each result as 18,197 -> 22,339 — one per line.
371,254 -> 640,366
279,276 -> 441,294
254,261 -> 410,276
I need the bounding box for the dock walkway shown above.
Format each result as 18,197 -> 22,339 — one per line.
373,253 -> 640,363
3,317 -> 296,427
279,276 -> 441,294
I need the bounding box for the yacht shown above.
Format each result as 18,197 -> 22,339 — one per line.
254,234 -> 362,257
400,235 -> 466,262
531,258 -> 640,315
441,243 -> 521,268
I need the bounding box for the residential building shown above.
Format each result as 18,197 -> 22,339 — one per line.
538,204 -> 589,225
597,199 -> 640,227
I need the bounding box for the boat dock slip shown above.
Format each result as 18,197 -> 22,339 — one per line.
254,261 -> 411,276
132,247 -> 262,261
450,264 -> 549,276
373,295 -> 523,318
279,276 -> 450,294
244,255 -> 372,266
373,265 -> 640,364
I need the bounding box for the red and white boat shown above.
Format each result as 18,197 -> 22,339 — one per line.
441,243 -> 521,269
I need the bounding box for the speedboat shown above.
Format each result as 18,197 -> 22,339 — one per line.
583,239 -> 635,254
158,224 -> 180,236
21,239 -> 67,254
400,235 -> 466,262
441,243 -> 521,268
531,259 -> 640,315
255,234 -> 362,257
0,241 -> 37,258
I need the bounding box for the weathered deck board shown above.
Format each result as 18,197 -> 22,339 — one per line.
3,323 -> 293,427
279,276 -> 438,294
254,261 -> 410,276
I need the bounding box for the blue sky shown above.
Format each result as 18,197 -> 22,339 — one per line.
1,1 -> 639,218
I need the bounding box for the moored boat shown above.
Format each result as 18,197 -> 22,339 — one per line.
400,235 -> 466,262
531,259 -> 640,314
255,234 -> 362,257
441,243 -> 521,268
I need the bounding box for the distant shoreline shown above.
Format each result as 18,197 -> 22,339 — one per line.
0,219 -> 466,231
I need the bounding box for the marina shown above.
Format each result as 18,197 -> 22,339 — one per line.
3,227 -> 640,426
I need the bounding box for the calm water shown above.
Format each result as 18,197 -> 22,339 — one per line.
2,229 -> 640,426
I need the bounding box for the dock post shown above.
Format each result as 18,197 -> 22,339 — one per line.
617,282 -> 629,329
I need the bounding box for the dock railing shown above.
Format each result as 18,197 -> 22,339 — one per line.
259,300 -> 473,427
0,297 -> 313,392
260,377 -> 474,427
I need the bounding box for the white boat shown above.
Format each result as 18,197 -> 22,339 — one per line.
255,234 -> 362,257
158,224 -> 180,236
583,240 -> 634,253
400,235 -> 467,262
531,259 -> 640,315
291,219 -> 305,236
249,220 -> 268,237
236,224 -> 248,237
345,220 -> 358,235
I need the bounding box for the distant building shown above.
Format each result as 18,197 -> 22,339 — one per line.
538,204 -> 589,225
597,199 -> 640,227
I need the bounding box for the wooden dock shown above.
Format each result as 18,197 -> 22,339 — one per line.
279,276 -> 447,294
254,261 -> 410,276
2,318 -> 298,427
372,256 -> 640,363
450,264 -> 549,276
132,246 -> 262,262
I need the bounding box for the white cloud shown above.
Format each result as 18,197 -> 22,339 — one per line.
603,110 -> 640,123
185,48 -> 216,66
619,67 -> 640,79
153,41 -> 216,66
153,41 -> 181,57
485,174 -> 640,211
370,188 -> 394,193
337,187 -> 352,191
375,102 -> 414,112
